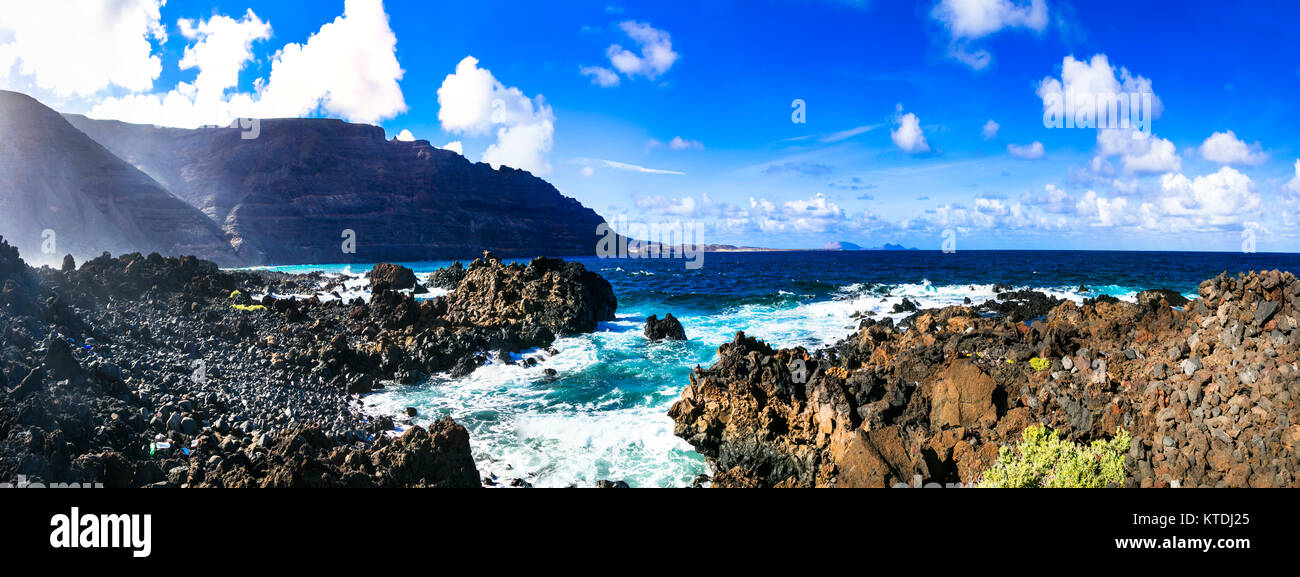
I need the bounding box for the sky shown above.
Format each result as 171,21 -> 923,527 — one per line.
3,0 -> 1300,251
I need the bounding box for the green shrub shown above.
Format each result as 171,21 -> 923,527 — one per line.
978,425 -> 1131,488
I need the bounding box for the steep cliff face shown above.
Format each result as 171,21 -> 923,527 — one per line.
0,91 -> 237,266
65,114 -> 608,266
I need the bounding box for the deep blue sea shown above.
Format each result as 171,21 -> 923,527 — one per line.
258,250 -> 1300,487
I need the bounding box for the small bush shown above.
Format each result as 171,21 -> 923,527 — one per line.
978,425 -> 1131,488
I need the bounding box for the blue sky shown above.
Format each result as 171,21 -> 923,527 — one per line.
3,0 -> 1300,251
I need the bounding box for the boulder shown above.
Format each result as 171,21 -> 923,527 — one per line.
1136,289 -> 1190,309
645,313 -> 687,341
928,360 -> 998,429
369,263 -> 419,291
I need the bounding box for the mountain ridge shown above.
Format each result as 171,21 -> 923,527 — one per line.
0,91 -> 237,266
0,90 -> 612,267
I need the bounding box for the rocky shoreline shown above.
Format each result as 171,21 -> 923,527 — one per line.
670,272 -> 1300,487
0,236 -> 615,487
6,229 -> 1297,489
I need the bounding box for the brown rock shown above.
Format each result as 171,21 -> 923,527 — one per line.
928,360 -> 998,429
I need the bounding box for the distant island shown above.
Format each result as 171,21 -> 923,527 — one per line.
822,241 -> 917,251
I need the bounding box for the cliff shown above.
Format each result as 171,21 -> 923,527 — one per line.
63,112 -> 608,266
0,91 -> 236,265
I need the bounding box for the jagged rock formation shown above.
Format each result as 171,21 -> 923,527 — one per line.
63,111 -> 610,265
645,313 -> 687,341
0,237 -> 614,487
671,272 -> 1300,488
0,91 -> 236,266
362,251 -> 618,379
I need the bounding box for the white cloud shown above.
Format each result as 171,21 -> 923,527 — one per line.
1075,191 -> 1134,227
1150,167 -> 1260,230
588,21 -> 678,84
580,65 -> 620,87
572,158 -> 684,175
891,107 -> 930,154
1288,160 -> 1300,194
177,10 -> 271,100
1198,130 -> 1268,166
0,0 -> 167,97
932,0 -> 1048,40
251,0 -> 406,123
1037,54 -> 1163,121
1096,129 -> 1180,174
88,0 -> 407,128
437,56 -> 555,175
1037,55 -> 1178,175
669,136 -> 703,151
822,124 -> 880,143
981,119 -> 999,140
396,129 -> 415,142
636,195 -> 699,217
441,141 -> 464,155
1007,141 -> 1044,159
1020,184 -> 1076,214
930,0 -> 1048,70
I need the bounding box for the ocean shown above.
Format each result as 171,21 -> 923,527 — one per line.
261,250 -> 1300,487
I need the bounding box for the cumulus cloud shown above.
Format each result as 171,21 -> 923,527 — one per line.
396,129 -> 415,142
1096,129 -> 1180,175
891,106 -> 930,154
88,0 -> 407,128
177,10 -> 271,100
441,141 -> 464,155
1007,141 -> 1044,159
1020,184 -> 1076,214
1198,131 -> 1268,166
1288,160 -> 1300,195
1149,167 -> 1260,230
1037,54 -> 1163,122
930,0 -> 1048,70
584,21 -> 678,86
1072,167 -> 1260,232
1037,54 -> 1178,175
438,56 -> 555,175
981,119 -> 999,140
580,65 -> 620,87
1075,191 -> 1135,227
0,0 -> 167,97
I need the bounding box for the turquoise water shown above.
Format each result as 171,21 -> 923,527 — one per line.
255,250 -> 1300,487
